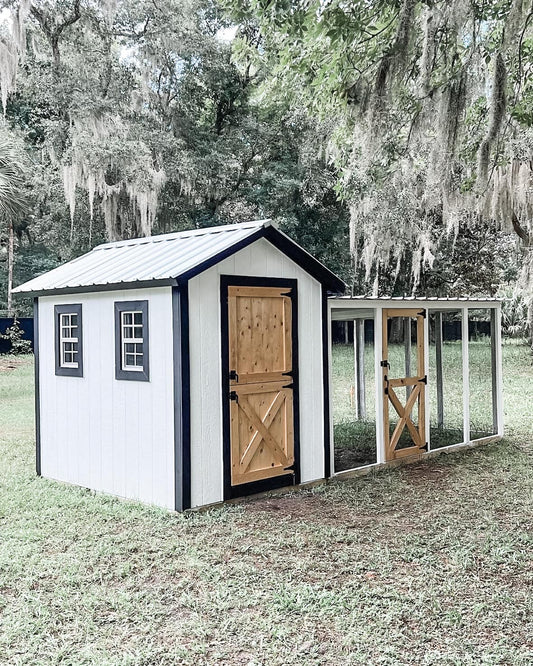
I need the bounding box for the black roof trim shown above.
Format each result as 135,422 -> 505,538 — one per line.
18,278 -> 178,298
178,226 -> 346,293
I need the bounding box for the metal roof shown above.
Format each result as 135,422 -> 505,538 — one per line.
329,295 -> 500,302
329,295 -> 500,321
14,220 -> 346,296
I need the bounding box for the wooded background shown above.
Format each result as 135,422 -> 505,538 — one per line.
0,0 -> 531,340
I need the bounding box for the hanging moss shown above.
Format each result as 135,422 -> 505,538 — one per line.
477,53 -> 507,188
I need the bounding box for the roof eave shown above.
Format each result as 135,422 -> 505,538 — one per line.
13,277 -> 178,298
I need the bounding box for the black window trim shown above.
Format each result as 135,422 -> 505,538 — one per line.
114,300 -> 150,382
54,303 -> 83,377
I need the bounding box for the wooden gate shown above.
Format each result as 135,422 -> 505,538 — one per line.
382,309 -> 426,460
226,284 -> 296,487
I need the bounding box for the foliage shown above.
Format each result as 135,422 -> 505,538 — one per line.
225,0 -> 533,314
0,317 -> 32,353
0,121 -> 27,221
500,284 -> 530,338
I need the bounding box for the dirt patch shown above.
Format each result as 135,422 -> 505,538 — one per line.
243,493 -> 372,528
0,357 -> 26,372
399,462 -> 451,485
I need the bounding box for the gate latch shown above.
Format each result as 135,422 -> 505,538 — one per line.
380,360 -> 390,368
229,370 -> 238,382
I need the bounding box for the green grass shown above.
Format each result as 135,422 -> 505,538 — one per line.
0,351 -> 532,665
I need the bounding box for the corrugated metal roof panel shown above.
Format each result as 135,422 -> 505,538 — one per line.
13,221 -> 270,294
329,296 -> 500,302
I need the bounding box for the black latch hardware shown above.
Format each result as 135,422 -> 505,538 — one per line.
229,370 -> 238,382
229,391 -> 238,402
380,360 -> 390,368
420,375 -> 427,384
418,309 -> 427,318
282,370 -> 293,377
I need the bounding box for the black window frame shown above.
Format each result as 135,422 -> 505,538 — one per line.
54,304 -> 83,377
114,300 -> 150,382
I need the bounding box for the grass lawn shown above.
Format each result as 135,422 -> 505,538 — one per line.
0,348 -> 532,665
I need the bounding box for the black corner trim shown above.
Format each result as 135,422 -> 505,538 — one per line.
172,284 -> 191,512
220,275 -> 301,501
54,303 -> 84,377
114,300 -> 150,381
322,286 -> 332,479
34,298 -> 41,476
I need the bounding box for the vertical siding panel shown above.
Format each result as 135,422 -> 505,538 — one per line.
38,287 -> 174,509
99,296 -> 114,494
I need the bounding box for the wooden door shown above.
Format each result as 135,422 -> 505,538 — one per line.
227,285 -> 295,486
382,309 -> 426,461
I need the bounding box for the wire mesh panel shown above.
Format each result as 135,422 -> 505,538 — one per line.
332,319 -> 377,472
468,309 -> 498,440
428,311 -> 464,450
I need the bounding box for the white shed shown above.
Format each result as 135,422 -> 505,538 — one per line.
14,221 -> 345,511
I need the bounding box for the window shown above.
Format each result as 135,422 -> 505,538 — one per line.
115,301 -> 149,381
55,304 -> 83,377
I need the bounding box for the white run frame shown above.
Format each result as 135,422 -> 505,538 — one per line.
327,297 -> 504,479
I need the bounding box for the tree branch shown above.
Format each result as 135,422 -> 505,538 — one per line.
511,211 -> 530,245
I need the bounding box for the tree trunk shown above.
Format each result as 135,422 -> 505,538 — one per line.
7,220 -> 14,317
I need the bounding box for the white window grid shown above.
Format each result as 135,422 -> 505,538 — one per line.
60,313 -> 79,368
121,310 -> 144,371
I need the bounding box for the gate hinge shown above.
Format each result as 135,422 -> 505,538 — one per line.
418,309 -> 427,318
421,442 -> 428,452
283,382 -> 294,390
421,375 -> 427,384
229,391 -> 238,402
229,369 -> 238,382
282,370 -> 293,377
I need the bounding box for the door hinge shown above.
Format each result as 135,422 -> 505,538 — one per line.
283,382 -> 294,390
420,375 -> 427,384
229,391 -> 238,402
418,309 -> 427,318
229,370 -> 238,382
282,370 -> 293,377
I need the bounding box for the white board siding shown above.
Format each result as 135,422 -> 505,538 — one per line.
188,238 -> 325,509
38,287 -> 175,510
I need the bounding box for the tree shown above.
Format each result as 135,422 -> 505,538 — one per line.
0,122 -> 28,315
226,0 -> 533,338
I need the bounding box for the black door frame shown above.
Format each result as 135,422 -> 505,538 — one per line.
220,274 -> 301,500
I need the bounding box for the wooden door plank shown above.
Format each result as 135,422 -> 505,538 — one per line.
389,385 -> 421,450
238,396 -> 289,467
228,294 -> 238,383
388,386 -> 423,449
283,296 -> 292,373
383,308 -> 423,319
232,465 -> 290,486
388,376 -> 422,388
233,380 -> 292,395
239,392 -> 286,472
228,286 -> 292,299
